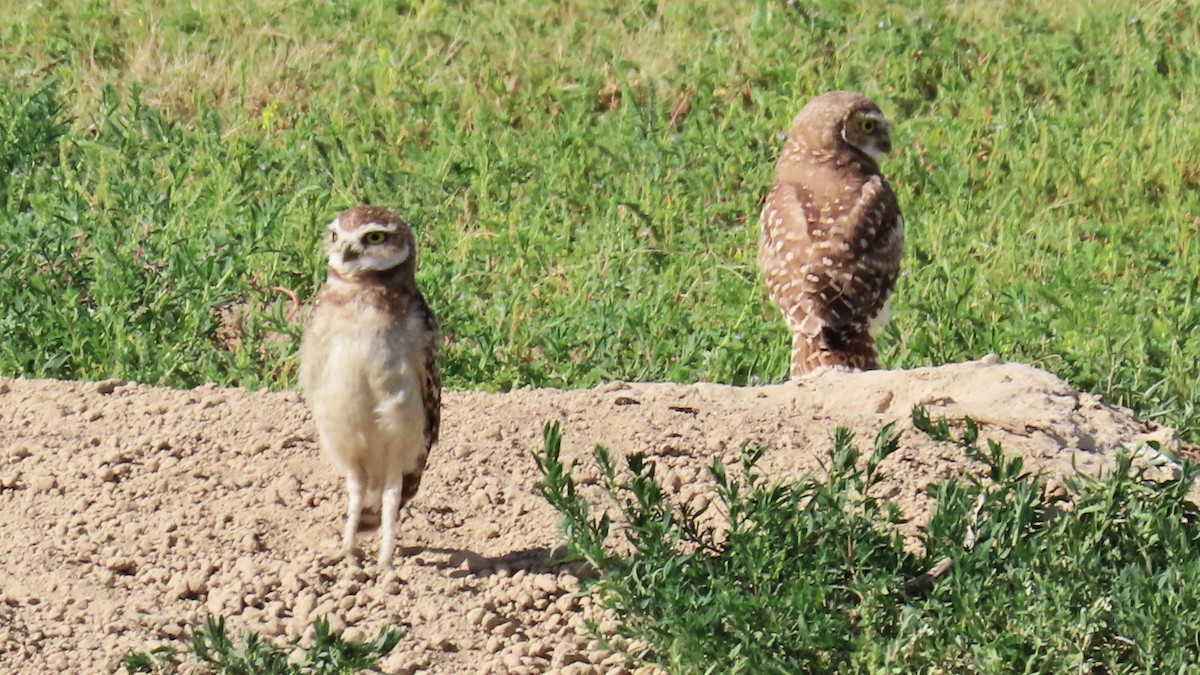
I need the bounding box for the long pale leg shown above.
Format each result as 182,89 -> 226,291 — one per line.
378,480 -> 403,569
342,476 -> 365,558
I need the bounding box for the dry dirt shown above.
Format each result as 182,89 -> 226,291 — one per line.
0,356 -> 1182,674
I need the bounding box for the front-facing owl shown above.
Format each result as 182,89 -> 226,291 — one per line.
300,205 -> 441,569
758,91 -> 904,378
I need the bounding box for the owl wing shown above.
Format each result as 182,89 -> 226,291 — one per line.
415,294 -> 442,450
758,182 -> 811,312
832,175 -> 903,326
759,181 -> 830,338
764,176 -> 902,338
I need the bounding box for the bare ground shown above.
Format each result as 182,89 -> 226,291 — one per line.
0,357 -> 1181,674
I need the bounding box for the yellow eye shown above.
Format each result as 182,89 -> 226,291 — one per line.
329,231 -> 338,242
365,231 -> 387,245
859,118 -> 878,134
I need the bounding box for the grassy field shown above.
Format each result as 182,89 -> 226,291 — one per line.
2,0 -> 1198,442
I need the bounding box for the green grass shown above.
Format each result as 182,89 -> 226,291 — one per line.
534,415 -> 1200,672
2,0 -> 1198,440
118,615 -> 401,674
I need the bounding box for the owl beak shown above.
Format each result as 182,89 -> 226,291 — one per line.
340,244 -> 362,262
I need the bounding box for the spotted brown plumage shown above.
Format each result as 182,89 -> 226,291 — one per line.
758,91 -> 904,378
300,205 -> 441,569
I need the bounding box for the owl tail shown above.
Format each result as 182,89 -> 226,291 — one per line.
790,326 -> 880,378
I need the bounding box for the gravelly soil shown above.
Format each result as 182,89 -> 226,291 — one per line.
0,357 -> 1179,674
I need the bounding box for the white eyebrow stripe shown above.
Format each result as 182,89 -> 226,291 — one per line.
863,110 -> 891,129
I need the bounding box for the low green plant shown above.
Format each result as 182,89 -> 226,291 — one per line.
116,615 -> 401,675
535,412 -> 1200,672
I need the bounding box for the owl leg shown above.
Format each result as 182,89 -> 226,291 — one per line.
341,475 -> 365,559
377,480 -> 402,569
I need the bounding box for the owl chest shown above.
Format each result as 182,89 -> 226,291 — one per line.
303,302 -> 424,400
326,323 -> 408,378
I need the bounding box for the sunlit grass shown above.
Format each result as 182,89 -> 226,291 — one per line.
2,0 -> 1197,440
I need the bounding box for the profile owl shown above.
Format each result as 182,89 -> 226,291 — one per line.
758,91 -> 904,377
299,205 -> 441,569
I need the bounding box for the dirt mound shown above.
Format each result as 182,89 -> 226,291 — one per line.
0,357 -> 1179,673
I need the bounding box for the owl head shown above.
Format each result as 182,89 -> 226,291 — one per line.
324,206 -> 417,278
790,91 -> 893,165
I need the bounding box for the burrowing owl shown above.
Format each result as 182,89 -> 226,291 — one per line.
299,205 -> 441,568
758,91 -> 904,377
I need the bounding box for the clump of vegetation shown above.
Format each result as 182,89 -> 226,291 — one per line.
1,1 -> 1198,441
117,615 -> 401,675
535,411 -> 1200,672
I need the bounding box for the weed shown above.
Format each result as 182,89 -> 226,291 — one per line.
117,615 -> 401,675
535,413 -> 1200,672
